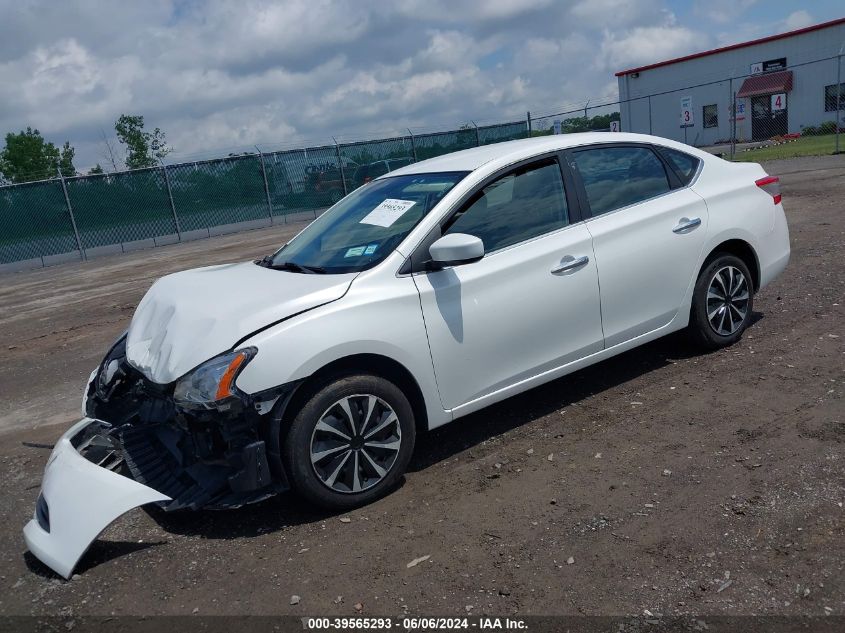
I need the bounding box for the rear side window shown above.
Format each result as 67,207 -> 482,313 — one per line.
445,159 -> 569,253
660,147 -> 701,185
572,146 -> 670,216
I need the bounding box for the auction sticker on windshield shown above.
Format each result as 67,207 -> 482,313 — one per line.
360,199 -> 416,227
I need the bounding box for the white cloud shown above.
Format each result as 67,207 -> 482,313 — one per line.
597,9 -> 710,73
693,0 -> 759,25
571,0 -> 664,28
778,10 -> 814,33
6,0 -> 800,170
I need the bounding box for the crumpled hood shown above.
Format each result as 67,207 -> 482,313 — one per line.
126,262 -> 355,384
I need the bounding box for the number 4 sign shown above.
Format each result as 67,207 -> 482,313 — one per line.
771,93 -> 786,111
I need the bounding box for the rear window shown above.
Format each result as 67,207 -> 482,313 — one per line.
660,148 -> 701,185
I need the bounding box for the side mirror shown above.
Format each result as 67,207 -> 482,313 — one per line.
428,233 -> 484,269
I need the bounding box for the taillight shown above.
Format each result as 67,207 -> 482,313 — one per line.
755,175 -> 781,205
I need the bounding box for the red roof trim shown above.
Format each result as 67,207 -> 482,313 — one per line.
615,17 -> 845,77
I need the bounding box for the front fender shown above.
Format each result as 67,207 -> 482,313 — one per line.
235,274 -> 449,429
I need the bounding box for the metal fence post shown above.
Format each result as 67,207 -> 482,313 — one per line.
255,147 -> 276,224
836,51 -> 842,155
472,121 -> 480,146
333,138 -> 348,196
648,96 -> 653,135
161,163 -> 182,240
527,111 -> 532,136
728,78 -> 735,160
57,168 -> 86,261
408,128 -> 418,161
724,77 -> 736,160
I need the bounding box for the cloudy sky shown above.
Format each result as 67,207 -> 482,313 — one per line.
1,0 -> 842,170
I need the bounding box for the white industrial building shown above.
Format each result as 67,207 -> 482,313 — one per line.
616,17 -> 845,145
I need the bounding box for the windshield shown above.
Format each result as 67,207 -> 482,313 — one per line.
267,172 -> 467,273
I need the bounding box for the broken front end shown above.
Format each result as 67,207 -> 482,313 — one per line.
24,334 -> 297,578
84,334 -> 296,510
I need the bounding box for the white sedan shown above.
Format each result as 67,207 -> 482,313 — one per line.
25,133 -> 789,578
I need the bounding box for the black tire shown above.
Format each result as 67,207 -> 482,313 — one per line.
689,252 -> 754,350
283,373 -> 416,510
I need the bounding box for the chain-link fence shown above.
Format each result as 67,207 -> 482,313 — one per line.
1,50 -> 842,270
0,120 -> 535,268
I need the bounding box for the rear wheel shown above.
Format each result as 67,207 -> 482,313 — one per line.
283,374 -> 415,510
689,253 -> 754,350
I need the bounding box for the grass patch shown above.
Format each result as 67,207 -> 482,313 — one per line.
733,134 -> 840,162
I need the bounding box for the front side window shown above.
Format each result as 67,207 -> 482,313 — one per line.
269,172 -> 466,273
572,146 -> 670,217
444,160 -> 569,253
703,104 -> 718,128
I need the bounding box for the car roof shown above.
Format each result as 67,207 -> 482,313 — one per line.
385,132 -> 710,178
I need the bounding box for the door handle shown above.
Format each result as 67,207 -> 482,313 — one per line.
673,217 -> 701,233
551,255 -> 589,274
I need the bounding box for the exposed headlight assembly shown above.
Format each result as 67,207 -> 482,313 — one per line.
173,348 -> 257,408
96,332 -> 128,395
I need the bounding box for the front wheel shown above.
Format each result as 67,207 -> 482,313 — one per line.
283,374 -> 416,510
688,253 -> 754,350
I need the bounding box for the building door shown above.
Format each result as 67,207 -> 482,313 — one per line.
751,94 -> 787,140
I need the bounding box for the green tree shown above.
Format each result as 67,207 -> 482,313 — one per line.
114,114 -> 171,169
58,141 -> 76,177
88,163 -> 105,175
0,127 -> 74,183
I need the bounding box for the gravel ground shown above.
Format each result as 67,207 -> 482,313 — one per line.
0,155 -> 842,618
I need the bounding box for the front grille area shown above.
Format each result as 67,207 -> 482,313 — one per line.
84,357 -> 285,510
120,426 -> 216,511
36,493 -> 50,532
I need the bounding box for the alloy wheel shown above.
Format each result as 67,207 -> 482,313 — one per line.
309,394 -> 402,494
706,265 -> 749,336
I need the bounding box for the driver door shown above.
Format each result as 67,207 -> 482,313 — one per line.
412,157 -> 604,411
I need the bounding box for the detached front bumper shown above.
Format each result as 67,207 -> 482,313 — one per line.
23,418 -> 171,579
24,349 -> 299,578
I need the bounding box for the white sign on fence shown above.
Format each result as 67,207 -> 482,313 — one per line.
729,100 -> 746,122
680,96 -> 694,128
771,93 -> 786,111
609,120 -> 620,132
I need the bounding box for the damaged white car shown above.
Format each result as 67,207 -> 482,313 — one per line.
24,133 -> 790,578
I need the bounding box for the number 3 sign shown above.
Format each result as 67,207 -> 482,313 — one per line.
680,96 -> 694,128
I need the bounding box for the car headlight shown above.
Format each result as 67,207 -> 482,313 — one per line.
173,348 -> 257,407
96,332 -> 127,393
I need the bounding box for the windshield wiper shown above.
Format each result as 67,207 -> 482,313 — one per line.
265,260 -> 327,274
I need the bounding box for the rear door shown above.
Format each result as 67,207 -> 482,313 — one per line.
413,156 -> 604,410
567,144 -> 709,347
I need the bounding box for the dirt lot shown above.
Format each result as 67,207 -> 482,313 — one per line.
0,155 -> 842,619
